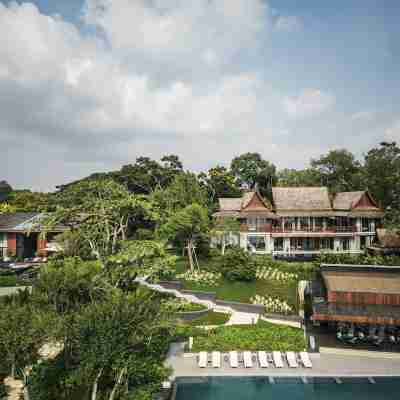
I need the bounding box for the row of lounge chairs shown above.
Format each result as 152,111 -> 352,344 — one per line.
198,351 -> 312,369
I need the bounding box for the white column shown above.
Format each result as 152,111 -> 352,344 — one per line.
334,238 -> 341,252
284,238 -> 290,253
370,219 -> 375,232
353,236 -> 360,251
239,233 -> 247,250
356,218 -> 361,232
323,218 -> 327,231
281,217 -> 285,231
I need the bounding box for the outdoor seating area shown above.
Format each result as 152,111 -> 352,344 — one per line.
197,351 -> 312,369
336,323 -> 400,347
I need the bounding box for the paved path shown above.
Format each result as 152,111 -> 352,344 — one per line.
135,277 -> 257,326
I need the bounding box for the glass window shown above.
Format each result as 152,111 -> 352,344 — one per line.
247,235 -> 266,252
274,237 -> 283,251
321,238 -> 334,250
362,218 -> 370,232
314,218 -> 323,231
300,217 -> 309,230
284,218 -> 295,231
341,238 -> 350,251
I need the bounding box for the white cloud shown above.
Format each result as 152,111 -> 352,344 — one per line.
384,120 -> 400,141
275,15 -> 303,32
283,89 -> 335,119
351,110 -> 375,122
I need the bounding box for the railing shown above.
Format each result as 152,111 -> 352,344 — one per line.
240,224 -> 271,232
271,226 -> 357,233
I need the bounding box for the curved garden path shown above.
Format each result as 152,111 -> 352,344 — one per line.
135,277 -> 259,325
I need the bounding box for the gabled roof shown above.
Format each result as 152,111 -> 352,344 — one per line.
272,187 -> 332,211
216,191 -> 275,218
333,191 -> 380,210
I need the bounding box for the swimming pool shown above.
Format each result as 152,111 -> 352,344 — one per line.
174,376 -> 400,400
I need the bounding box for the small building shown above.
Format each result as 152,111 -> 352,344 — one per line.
0,213 -> 67,260
213,188 -> 384,256
312,264 -> 400,327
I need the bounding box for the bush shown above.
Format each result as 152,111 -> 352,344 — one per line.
175,300 -> 207,312
220,248 -> 257,281
191,321 -> 305,352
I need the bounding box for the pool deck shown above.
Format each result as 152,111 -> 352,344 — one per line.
166,344 -> 400,378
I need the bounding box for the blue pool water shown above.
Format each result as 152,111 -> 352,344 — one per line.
174,377 -> 400,400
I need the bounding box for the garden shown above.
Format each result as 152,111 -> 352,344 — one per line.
171,249 -> 317,315
190,320 -> 306,352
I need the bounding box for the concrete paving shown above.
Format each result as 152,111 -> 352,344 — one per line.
166,348 -> 400,378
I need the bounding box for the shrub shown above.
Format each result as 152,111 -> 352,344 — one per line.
251,294 -> 294,315
176,270 -> 221,286
219,248 -> 257,281
174,300 -> 208,312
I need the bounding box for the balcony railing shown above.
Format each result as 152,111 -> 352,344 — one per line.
240,225 -> 358,233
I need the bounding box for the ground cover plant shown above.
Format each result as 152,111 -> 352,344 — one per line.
191,320 -> 305,352
174,300 -> 208,312
186,311 -> 230,326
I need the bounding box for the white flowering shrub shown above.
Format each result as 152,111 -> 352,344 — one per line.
251,294 -> 294,315
256,267 -> 298,282
176,270 -> 222,286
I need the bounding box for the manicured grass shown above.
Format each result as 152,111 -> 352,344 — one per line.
191,320 -> 306,352
187,311 -> 230,326
173,255 -> 315,312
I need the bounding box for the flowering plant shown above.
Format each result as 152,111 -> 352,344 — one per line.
251,294 -> 294,315
176,270 -> 222,286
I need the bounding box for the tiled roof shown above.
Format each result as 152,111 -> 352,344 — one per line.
333,191 -> 364,210
272,187 -> 332,211
218,198 -> 242,211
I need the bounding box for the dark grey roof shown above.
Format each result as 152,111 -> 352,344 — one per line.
0,213 -> 38,231
0,213 -> 67,232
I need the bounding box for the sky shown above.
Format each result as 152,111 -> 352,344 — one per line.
1,0 -> 399,191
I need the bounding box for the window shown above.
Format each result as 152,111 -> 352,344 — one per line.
321,238 -> 334,250
360,236 -> 366,250
247,235 -> 266,252
274,237 -> 284,251
284,218 -> 295,231
341,238 -> 350,251
362,218 -> 370,232
299,217 -> 309,230
0,233 -> 7,258
290,238 -> 304,250
314,218 -> 323,231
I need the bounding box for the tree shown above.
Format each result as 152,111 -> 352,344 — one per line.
230,153 -> 276,198
151,172 -> 209,218
363,142 -> 400,210
198,166 -> 241,206
310,149 -> 362,193
6,190 -> 55,212
0,202 -> 16,214
212,217 -> 241,255
277,168 -> 321,187
160,204 -> 210,271
0,180 -> 12,202
41,180 -> 157,265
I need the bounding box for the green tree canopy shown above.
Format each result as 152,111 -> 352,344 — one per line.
230,152 -> 276,198
159,204 -> 209,270
310,149 -> 363,193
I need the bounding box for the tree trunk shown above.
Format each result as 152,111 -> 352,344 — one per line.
109,367 -> 126,400
91,368 -> 103,400
187,240 -> 194,271
11,360 -> 15,379
221,235 -> 226,256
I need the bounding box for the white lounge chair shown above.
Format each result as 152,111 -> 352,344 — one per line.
198,351 -> 207,368
229,351 -> 239,368
243,351 -> 253,368
286,351 -> 298,368
272,351 -> 284,368
212,351 -> 221,368
299,352 -> 312,368
258,351 -> 269,368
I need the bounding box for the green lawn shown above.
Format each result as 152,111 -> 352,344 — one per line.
186,311 -> 230,326
191,320 -> 306,352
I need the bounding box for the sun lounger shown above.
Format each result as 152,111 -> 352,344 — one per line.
299,352 -> 312,368
272,351 -> 284,368
229,351 -> 239,368
258,351 -> 269,368
198,352 -> 207,368
243,351 -> 253,368
286,352 -> 298,368
212,351 -> 221,368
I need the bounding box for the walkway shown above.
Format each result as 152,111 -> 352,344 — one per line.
135,277 -> 258,325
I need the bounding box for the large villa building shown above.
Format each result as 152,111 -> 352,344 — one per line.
214,187 -> 384,256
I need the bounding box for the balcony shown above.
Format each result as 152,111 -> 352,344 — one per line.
271,226 -> 357,234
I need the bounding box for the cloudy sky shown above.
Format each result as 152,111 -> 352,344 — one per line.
1,0 -> 399,191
